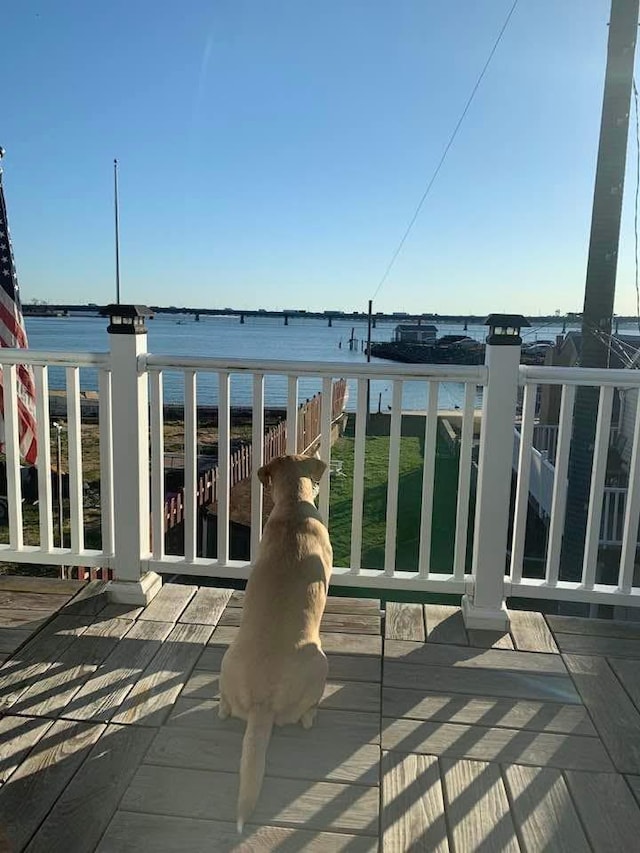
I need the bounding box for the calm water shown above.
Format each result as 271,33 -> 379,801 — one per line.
21,313 -> 583,411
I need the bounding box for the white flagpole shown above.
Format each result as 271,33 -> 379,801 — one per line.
114,158 -> 121,305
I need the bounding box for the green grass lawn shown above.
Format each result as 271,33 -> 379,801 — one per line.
328,427 -> 472,575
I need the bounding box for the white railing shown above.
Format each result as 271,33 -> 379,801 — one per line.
0,349 -> 112,570
510,364 -> 640,607
142,353 -> 486,594
2,317 -> 640,627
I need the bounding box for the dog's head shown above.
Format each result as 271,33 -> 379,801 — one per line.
257,454 -> 327,502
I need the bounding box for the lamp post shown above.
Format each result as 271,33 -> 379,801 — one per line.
484,313 -> 530,346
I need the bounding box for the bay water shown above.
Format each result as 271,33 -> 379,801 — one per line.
22,313 -> 581,412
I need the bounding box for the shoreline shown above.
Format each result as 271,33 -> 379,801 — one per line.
48,391 -> 287,425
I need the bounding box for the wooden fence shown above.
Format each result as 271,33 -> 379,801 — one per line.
164,379 -> 348,532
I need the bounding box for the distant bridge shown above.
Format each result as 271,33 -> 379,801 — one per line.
22,303 -> 587,329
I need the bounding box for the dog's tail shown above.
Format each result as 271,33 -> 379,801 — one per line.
237,705 -> 274,834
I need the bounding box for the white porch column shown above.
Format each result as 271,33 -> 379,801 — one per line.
462,314 -> 526,630
103,305 -> 161,605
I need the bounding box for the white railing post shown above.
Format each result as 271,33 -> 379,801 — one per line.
462,314 -> 526,630
102,305 -> 161,605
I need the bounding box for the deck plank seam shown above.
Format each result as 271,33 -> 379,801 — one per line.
436,756 -> 454,853
497,762 -> 526,853
605,654 -> 640,715
88,723 -> 163,852
560,652 -> 637,776
559,767 -> 597,853
17,720 -> 108,853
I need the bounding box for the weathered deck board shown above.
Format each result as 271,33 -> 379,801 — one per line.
0,715 -> 54,784
24,725 -> 156,853
138,583 -> 197,623
0,615 -> 90,710
178,587 -> 232,625
385,601 -> 425,641
627,774 -> 640,807
467,629 -> 515,649
384,640 -> 567,674
97,813 -> 378,853
0,606 -> 53,628
547,613 -> 640,640
319,681 -> 381,713
607,657 -> 640,711
63,580 -> 109,616
327,654 -> 382,683
123,764 -> 379,835
0,626 -> 34,655
13,617 -> 134,718
99,602 -> 144,620
0,575 -> 84,595
424,605 -> 468,645
381,752 -> 449,852
563,653 -> 640,774
317,612 -> 381,635
508,610 -> 559,654
565,770 -> 640,851
384,660 -> 581,704
111,623 -> 213,726
148,723 -> 380,786
320,632 -> 382,656
324,597 -> 381,615
0,719 -> 105,852
207,625 -> 238,646
0,590 -> 72,612
554,632 -> 640,659
382,717 -> 613,771
3,585 -> 640,851
67,620 -> 174,721
441,758 -> 519,853
382,687 -> 596,736
503,764 -> 589,852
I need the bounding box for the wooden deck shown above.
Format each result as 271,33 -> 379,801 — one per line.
1,581 -> 640,850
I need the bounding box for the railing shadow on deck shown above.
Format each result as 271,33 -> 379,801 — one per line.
0,593 -> 616,852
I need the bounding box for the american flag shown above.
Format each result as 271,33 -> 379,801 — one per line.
0,153 -> 37,465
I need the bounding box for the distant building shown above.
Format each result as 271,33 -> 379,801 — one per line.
393,323 -> 437,344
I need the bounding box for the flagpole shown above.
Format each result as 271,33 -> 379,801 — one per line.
114,159 -> 121,305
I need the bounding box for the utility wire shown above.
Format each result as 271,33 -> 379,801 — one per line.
633,78 -> 640,332
372,0 -> 520,300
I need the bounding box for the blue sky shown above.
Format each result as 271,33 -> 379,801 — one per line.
2,1 -> 638,315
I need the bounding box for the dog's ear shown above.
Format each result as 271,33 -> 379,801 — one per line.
300,456 -> 327,482
257,463 -> 271,488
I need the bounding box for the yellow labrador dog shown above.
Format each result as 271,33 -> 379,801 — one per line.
219,453 -> 333,833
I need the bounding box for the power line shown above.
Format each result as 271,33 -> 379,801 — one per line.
633,78 -> 640,331
372,0 -> 520,300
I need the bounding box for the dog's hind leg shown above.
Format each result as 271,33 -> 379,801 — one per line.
300,705 -> 318,729
219,694 -> 231,719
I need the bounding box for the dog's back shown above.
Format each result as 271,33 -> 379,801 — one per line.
219,455 -> 332,831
